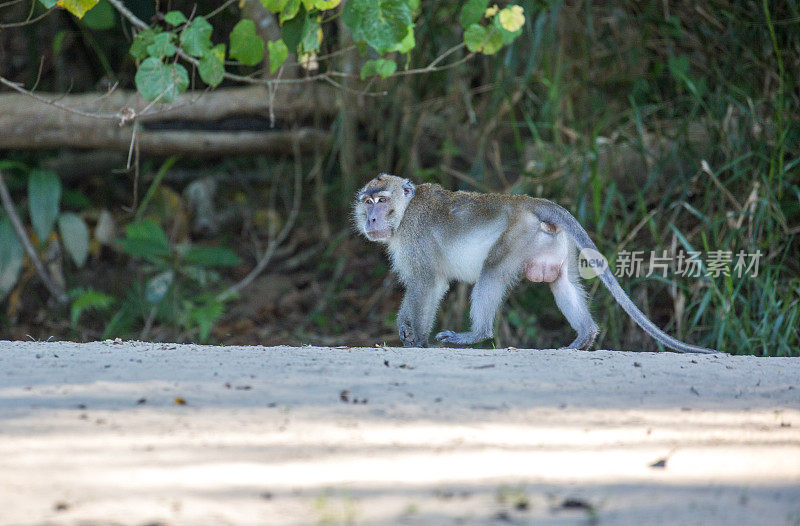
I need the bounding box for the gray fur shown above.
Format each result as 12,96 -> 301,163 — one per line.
354,175 -> 717,354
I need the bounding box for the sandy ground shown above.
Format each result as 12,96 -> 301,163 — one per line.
0,341 -> 798,526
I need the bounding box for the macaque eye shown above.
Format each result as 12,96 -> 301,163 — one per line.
378,197 -> 387,203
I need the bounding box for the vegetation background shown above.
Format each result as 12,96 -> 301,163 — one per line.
0,0 -> 797,355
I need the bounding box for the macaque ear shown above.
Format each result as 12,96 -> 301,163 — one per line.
402,179 -> 416,198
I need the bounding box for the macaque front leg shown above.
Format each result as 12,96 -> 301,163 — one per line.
398,279 -> 448,347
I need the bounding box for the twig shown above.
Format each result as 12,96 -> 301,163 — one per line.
0,0 -> 25,9
139,304 -> 158,340
1,73 -> 209,124
205,0 -> 237,19
428,43 -> 466,68
441,166 -> 494,193
126,119 -> 139,169
321,74 -> 387,97
216,133 -> 309,302
0,172 -> 68,304
106,0 -> 148,29
0,75 -> 121,120
315,44 -> 358,62
0,5 -> 54,28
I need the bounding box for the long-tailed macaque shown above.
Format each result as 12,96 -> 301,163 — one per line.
354,174 -> 716,354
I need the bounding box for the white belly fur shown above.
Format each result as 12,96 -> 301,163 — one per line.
437,220 -> 505,283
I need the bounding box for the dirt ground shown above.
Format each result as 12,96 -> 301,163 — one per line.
0,341 -> 798,526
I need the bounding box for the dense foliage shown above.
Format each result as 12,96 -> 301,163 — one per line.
0,1 -> 797,355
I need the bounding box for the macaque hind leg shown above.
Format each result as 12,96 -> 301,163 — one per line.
436,215 -> 533,346
550,256 -> 599,350
436,268 -> 509,345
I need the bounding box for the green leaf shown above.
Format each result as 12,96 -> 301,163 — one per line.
281,10 -> 305,53
180,16 -> 213,57
0,215 -> 23,301
81,0 -> 115,29
259,0 -> 288,12
346,0 -> 412,54
62,189 -> 91,210
482,28 -> 503,54
229,19 -> 265,66
341,0 -> 363,41
314,0 -> 340,10
134,57 -> 189,103
492,11 -> 522,45
130,28 -> 157,60
267,39 -> 289,73
146,32 -> 176,58
299,14 -> 320,54
0,160 -> 29,172
668,54 -> 690,80
58,213 -> 90,267
464,24 -> 486,52
198,44 -> 226,87
39,0 -> 58,8
180,265 -> 220,287
145,270 -> 173,303
57,0 -> 99,18
301,0 -> 315,11
359,61 -> 375,79
179,264 -> 217,286
70,288 -> 114,326
280,0 -> 300,23
388,24 -> 414,53
460,0 -> 488,28
190,300 -> 224,342
182,246 -> 242,268
28,169 -> 61,242
164,10 -> 188,26
668,54 -> 704,96
117,219 -> 170,259
360,58 -> 396,79
463,23 -> 503,54
122,219 -> 170,249
53,30 -> 68,55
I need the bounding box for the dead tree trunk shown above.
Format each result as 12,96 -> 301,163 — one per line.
0,87 -> 337,156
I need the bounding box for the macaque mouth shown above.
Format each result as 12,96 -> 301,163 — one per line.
365,228 -> 393,240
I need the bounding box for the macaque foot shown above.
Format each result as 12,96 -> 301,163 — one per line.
561,327 -> 599,351
399,321 -> 428,347
435,330 -> 492,346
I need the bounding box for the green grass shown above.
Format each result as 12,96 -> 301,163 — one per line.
352,1 -> 799,355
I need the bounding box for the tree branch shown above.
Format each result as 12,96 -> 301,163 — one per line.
0,88 -> 335,155
0,5 -> 55,28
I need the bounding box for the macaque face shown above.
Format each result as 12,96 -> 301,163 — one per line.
359,192 -> 395,241
354,174 -> 415,243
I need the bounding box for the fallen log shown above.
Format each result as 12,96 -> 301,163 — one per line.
0,86 -> 336,156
